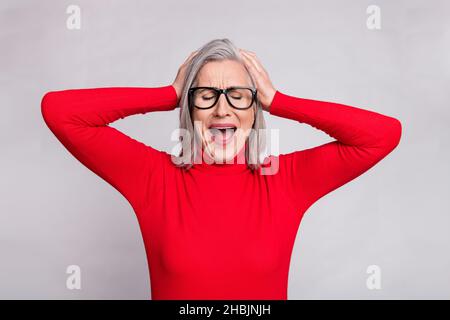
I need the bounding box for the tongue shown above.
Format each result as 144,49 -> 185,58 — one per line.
211,128 -> 234,143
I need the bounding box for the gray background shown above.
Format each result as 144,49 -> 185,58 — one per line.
1,0 -> 449,299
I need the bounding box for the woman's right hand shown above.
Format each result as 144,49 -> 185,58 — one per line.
172,50 -> 199,107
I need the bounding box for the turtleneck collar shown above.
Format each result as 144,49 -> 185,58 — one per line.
191,142 -> 251,175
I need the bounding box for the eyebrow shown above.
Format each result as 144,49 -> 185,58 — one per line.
195,85 -> 252,89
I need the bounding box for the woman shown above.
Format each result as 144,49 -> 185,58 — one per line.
41,38 -> 402,300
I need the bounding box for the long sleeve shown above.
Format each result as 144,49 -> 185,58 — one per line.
268,90 -> 402,212
41,85 -> 178,213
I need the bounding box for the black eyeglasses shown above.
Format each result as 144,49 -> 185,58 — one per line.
188,86 -> 257,110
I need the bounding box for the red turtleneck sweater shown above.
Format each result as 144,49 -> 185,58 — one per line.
41,84 -> 401,300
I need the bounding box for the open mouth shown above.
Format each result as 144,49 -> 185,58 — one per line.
207,126 -> 237,145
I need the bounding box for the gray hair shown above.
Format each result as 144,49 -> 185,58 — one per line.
171,38 -> 267,171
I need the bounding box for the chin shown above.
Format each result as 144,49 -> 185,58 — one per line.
202,135 -> 246,163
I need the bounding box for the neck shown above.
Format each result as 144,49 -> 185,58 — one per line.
191,142 -> 250,175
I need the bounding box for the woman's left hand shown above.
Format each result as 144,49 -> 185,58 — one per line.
239,49 -> 277,112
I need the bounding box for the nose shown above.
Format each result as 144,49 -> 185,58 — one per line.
213,93 -> 233,117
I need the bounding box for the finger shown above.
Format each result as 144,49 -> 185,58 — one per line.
243,51 -> 264,69
239,48 -> 254,58
241,51 -> 262,73
184,50 -> 199,64
240,49 -> 261,74
240,51 -> 254,70
245,52 -> 267,75
239,48 -> 254,55
241,53 -> 260,82
240,49 -> 256,56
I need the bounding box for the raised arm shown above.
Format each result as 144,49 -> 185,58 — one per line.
239,48 -> 401,213
41,85 -> 178,213
269,90 -> 402,212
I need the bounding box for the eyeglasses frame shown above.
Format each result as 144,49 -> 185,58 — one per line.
188,86 -> 258,110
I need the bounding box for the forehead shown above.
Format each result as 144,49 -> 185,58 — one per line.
196,59 -> 252,87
